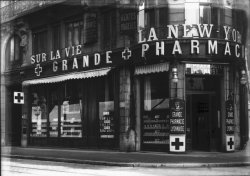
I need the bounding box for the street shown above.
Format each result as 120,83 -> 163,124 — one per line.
1,158 -> 250,176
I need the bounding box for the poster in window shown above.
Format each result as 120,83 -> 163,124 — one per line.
84,13 -> 97,44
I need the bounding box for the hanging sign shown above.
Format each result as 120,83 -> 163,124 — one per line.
169,99 -> 185,134
225,100 -> 234,134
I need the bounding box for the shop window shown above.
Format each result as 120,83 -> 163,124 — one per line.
5,35 -> 22,65
31,86 -> 47,137
65,20 -> 83,47
142,72 -> 169,147
98,75 -> 115,139
60,81 -> 82,138
33,29 -> 47,54
103,10 -> 116,50
52,24 -> 61,51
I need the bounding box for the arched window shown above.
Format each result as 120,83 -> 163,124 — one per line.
5,35 -> 22,65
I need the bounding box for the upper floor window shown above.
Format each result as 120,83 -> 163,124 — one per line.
52,24 -> 61,51
65,20 -> 83,47
5,35 -> 22,64
185,0 -> 211,25
33,29 -> 47,54
103,10 -> 116,49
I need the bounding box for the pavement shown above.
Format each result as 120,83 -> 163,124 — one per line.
1,142 -> 250,168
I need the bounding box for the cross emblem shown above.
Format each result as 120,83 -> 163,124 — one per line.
14,92 -> 24,104
122,47 -> 132,60
227,137 -> 234,149
35,64 -> 43,76
171,137 -> 184,150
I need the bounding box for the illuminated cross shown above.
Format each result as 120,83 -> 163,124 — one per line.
35,64 -> 42,76
228,137 -> 234,149
171,137 -> 184,150
122,47 -> 132,60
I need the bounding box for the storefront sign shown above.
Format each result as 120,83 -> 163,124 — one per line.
225,100 -> 234,134
29,24 -> 245,78
100,111 -> 114,138
120,9 -> 137,35
170,99 -> 185,134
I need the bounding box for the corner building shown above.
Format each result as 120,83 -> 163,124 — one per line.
1,0 -> 249,153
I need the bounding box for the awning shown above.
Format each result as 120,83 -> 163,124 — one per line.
22,67 -> 111,86
134,62 -> 169,75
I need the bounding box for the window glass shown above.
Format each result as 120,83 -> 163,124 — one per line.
6,35 -> 22,64
185,2 -> 199,24
48,87 -> 59,137
103,10 -> 116,49
61,100 -> 82,137
31,87 -> 47,137
60,82 -> 82,138
99,75 -> 114,139
200,4 -> 211,24
66,21 -> 83,47
144,73 -> 169,111
142,72 -> 169,147
52,25 -> 61,51
33,30 -> 47,54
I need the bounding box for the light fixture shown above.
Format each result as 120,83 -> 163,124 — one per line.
172,67 -> 178,83
240,70 -> 247,85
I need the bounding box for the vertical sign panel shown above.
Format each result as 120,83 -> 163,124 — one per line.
225,100 -> 234,134
169,99 -> 186,152
225,100 -> 235,151
170,99 -> 185,134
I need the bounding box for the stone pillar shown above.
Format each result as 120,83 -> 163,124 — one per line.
119,67 -> 136,152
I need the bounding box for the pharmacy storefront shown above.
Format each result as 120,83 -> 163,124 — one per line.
22,24 -> 248,152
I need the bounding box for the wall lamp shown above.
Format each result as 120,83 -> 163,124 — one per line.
172,66 -> 178,83
240,70 -> 247,85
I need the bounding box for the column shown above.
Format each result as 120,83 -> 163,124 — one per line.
119,67 -> 136,152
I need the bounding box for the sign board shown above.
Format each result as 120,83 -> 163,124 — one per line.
225,100 -> 234,134
169,99 -> 185,134
170,135 -> 185,152
14,92 -> 24,104
226,135 -> 235,151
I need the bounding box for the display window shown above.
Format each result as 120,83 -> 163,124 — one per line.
31,86 -> 47,137
61,81 -> 82,138
142,72 -> 170,149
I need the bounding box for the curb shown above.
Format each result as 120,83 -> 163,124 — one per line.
2,154 -> 250,168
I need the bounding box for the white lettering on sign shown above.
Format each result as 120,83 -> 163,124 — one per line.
172,112 -> 183,118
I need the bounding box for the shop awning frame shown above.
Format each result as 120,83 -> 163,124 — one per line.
22,67 -> 112,86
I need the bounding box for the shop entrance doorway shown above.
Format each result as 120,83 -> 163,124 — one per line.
186,76 -> 221,151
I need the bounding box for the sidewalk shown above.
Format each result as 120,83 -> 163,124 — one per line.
1,144 -> 250,168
